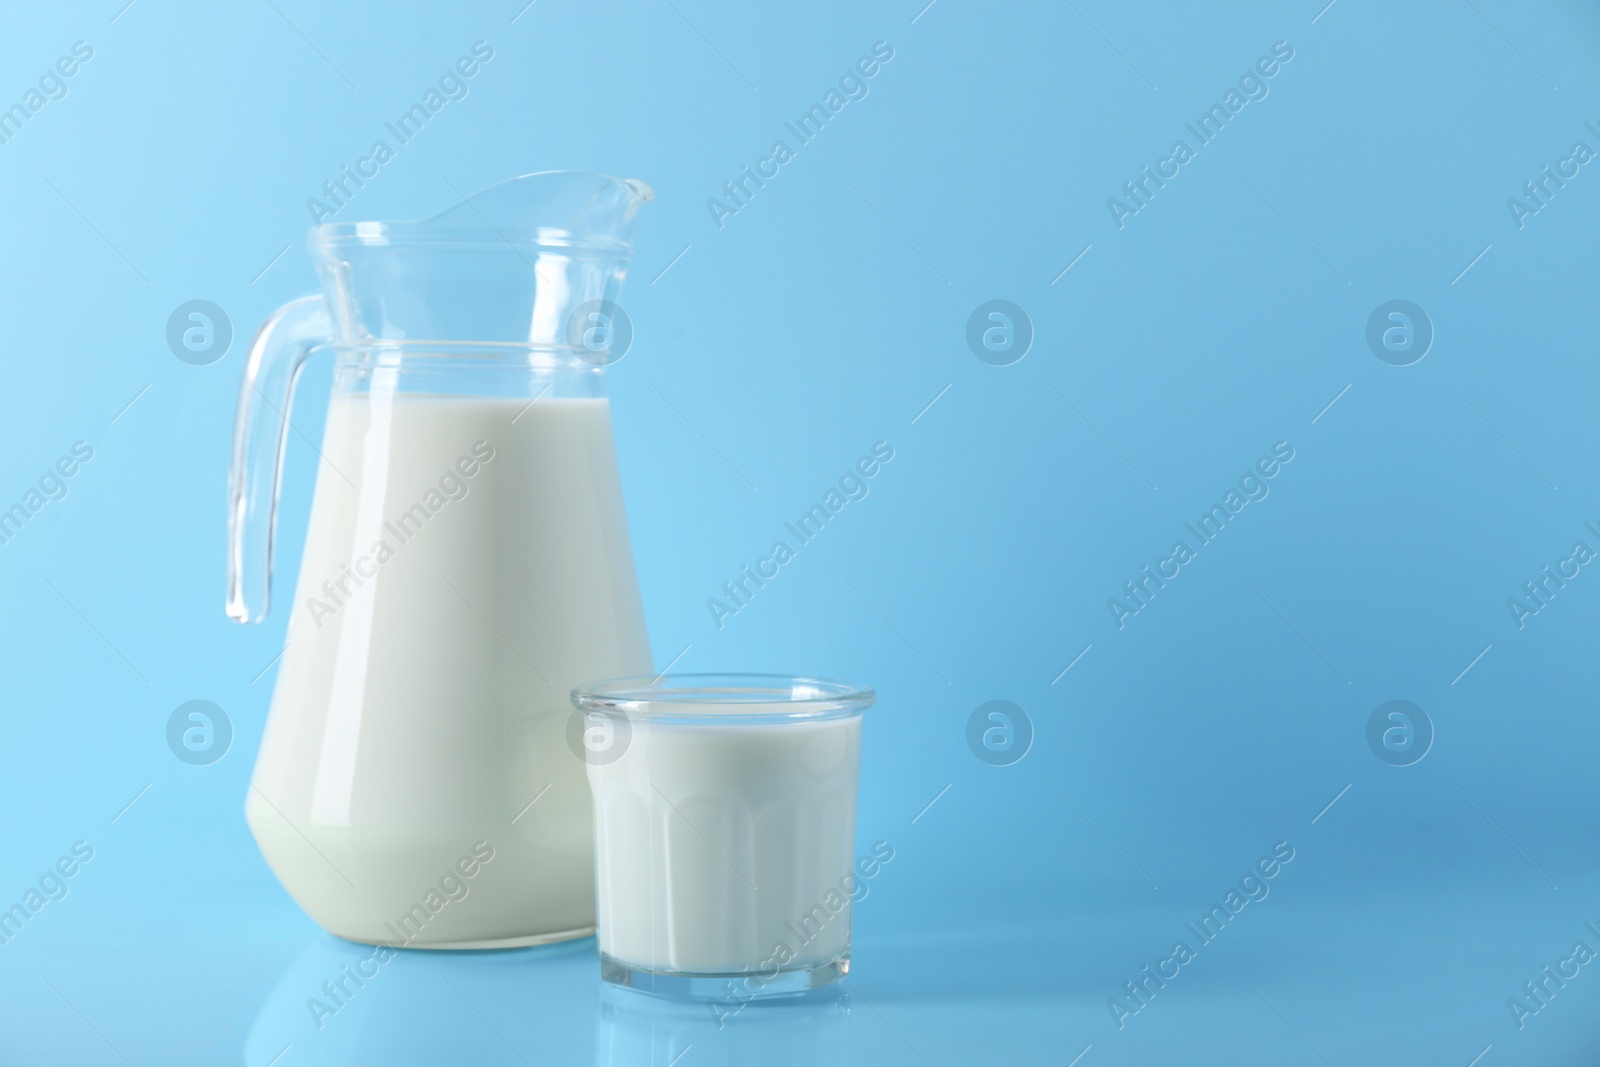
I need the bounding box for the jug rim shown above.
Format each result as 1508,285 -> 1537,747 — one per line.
309,169 -> 653,253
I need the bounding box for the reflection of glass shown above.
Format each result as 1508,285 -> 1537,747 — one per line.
572,675 -> 874,996
595,983 -> 850,1067
228,172 -> 655,948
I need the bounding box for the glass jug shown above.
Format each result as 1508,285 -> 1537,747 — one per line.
227,172 -> 654,948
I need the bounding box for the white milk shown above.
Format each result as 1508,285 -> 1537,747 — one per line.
590,713 -> 862,976
247,394 -> 651,948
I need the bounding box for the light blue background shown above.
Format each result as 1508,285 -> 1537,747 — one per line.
2,0 -> 1598,1063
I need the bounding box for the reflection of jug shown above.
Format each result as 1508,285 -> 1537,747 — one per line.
228,172 -> 654,947
245,933 -> 598,1065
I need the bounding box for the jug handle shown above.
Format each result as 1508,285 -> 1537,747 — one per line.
226,295 -> 333,623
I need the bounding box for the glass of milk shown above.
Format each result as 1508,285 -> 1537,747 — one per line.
571,674 -> 874,997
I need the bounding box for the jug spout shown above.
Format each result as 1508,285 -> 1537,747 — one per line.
318,170 -> 654,251
411,170 -> 654,246
311,170 -> 654,345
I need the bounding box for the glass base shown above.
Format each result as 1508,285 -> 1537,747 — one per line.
600,951 -> 848,999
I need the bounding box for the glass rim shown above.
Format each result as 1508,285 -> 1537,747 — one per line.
570,673 -> 875,724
